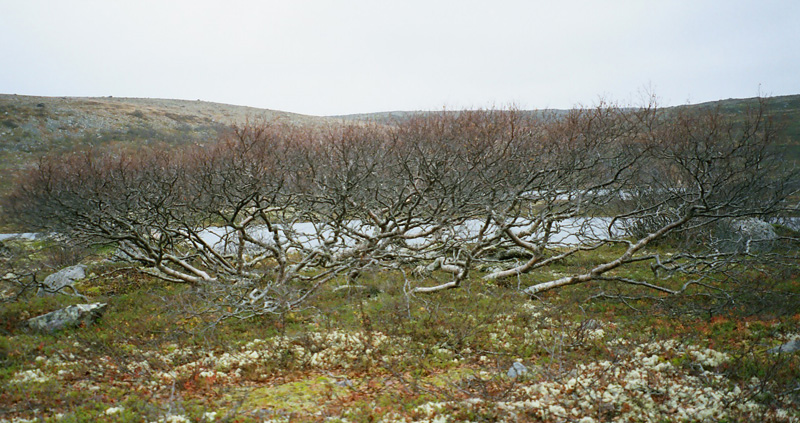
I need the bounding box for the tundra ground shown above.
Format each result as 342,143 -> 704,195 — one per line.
1,239 -> 798,423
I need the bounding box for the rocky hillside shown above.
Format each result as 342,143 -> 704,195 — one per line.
0,95 -> 335,192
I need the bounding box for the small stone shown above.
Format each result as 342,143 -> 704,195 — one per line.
768,339 -> 800,354
506,361 -> 527,379
493,247 -> 533,261
334,378 -> 353,387
581,319 -> 603,330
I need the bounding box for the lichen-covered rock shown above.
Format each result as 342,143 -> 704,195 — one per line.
27,302 -> 107,333
38,264 -> 86,296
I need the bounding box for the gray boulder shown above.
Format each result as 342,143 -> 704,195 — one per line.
38,264 -> 86,296
768,338 -> 800,354
716,218 -> 777,253
733,218 -> 777,240
27,303 -> 107,333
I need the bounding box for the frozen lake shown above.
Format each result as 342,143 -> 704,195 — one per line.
196,217 -> 627,253
0,233 -> 40,242
4,216 -> 794,251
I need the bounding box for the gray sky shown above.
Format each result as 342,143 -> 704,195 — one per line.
1,0 -> 798,115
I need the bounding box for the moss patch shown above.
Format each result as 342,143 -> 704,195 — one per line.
232,375 -> 352,415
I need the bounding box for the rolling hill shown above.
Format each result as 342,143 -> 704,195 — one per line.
0,95 -> 336,193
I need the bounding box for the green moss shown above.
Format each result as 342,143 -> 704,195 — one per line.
421,366 -> 478,388
231,375 -> 351,415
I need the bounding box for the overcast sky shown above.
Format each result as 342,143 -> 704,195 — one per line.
1,1 -> 798,115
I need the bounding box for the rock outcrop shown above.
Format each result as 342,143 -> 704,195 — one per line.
27,303 -> 107,333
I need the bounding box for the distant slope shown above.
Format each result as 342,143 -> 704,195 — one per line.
685,94 -> 800,143
329,110 -> 425,124
333,95 -> 800,143
332,95 -> 800,163
674,95 -> 800,164
0,94 -> 334,192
